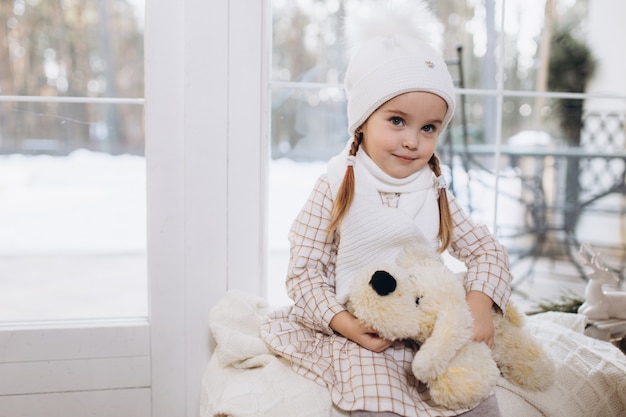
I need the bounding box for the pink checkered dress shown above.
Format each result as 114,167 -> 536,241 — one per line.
261,175 -> 512,416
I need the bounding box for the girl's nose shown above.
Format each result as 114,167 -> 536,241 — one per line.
402,132 -> 419,150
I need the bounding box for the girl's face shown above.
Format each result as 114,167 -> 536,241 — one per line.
360,91 -> 448,179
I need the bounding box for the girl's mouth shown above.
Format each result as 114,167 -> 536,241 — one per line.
394,154 -> 416,162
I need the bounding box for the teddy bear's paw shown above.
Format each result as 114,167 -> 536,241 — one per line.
419,344 -> 500,410
498,351 -> 555,391
411,358 -> 438,381
493,330 -> 556,391
427,368 -> 495,410
412,355 -> 462,382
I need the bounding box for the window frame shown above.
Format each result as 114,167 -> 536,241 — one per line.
146,0 -> 269,415
0,1 -> 270,416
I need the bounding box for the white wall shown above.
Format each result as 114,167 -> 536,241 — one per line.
585,0 -> 626,113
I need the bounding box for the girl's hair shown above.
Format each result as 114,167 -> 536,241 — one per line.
428,153 -> 453,252
328,131 -> 362,234
327,134 -> 453,253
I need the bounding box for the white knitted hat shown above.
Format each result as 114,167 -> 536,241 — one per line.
344,0 -> 456,135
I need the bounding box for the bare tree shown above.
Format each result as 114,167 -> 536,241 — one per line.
0,0 -> 144,155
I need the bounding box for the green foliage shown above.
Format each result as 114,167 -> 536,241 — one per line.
548,30 -> 596,94
547,28 -> 596,146
530,290 -> 585,315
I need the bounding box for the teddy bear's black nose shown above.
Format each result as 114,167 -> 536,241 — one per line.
370,270 -> 397,296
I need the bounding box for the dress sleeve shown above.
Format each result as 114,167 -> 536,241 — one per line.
285,174 -> 346,335
447,193 -> 513,311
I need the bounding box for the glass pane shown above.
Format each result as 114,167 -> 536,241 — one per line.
500,0 -> 598,95
0,101 -> 144,154
442,91 -> 626,284
267,0 -> 626,305
495,97 -> 626,281
271,0 -> 347,84
269,0 -> 503,166
464,0 -> 624,282
268,0 -> 491,305
0,0 -> 144,98
0,0 -> 146,322
271,86 -> 347,161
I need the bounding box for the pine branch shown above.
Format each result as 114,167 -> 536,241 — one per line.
529,290 -> 584,315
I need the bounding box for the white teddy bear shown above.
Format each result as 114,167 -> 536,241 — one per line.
347,244 -> 555,410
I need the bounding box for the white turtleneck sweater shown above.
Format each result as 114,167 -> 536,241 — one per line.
326,148 -> 442,304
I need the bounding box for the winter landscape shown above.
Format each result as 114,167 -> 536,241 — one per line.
1,149 -> 623,321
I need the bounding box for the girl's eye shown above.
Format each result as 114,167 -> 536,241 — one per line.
390,116 -> 405,126
422,124 -> 436,133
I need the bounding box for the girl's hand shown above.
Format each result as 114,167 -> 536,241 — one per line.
330,310 -> 394,352
466,291 -> 495,347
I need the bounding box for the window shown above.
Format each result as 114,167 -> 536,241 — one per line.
0,1 -> 268,414
267,0 -> 626,305
0,0 -> 147,322
0,1 -> 152,415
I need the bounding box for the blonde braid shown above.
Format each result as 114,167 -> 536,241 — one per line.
328,132 -> 362,233
429,154 -> 453,252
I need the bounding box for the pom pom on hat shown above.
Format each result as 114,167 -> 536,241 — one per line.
344,0 -> 442,52
343,0 -> 456,135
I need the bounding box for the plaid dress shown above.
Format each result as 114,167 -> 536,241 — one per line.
261,174 -> 512,416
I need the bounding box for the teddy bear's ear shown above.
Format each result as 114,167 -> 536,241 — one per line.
369,270 -> 396,296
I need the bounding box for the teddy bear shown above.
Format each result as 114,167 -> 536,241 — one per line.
346,244 -> 555,410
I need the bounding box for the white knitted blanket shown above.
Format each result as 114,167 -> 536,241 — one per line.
496,312 -> 626,417
200,291 -> 626,417
200,291 -> 348,417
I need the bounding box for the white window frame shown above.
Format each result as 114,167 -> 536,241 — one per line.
147,0 -> 269,415
0,1 -> 269,416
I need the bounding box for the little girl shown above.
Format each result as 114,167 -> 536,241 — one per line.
262,2 -> 512,416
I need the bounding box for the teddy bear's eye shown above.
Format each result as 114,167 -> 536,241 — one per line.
415,296 -> 421,306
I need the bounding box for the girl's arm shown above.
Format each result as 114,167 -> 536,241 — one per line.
285,175 -> 345,335
329,311 -> 394,352
466,291 -> 496,346
447,194 -> 513,310
446,194 -> 513,345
